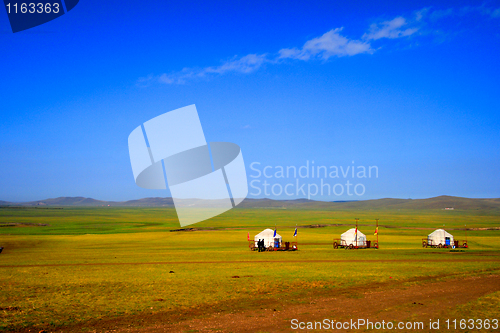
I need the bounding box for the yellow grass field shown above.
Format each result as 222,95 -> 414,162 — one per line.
0,207 -> 499,332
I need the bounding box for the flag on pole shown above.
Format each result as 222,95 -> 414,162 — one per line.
374,227 -> 378,235
273,227 -> 277,237
293,228 -> 297,237
247,232 -> 250,241
354,227 -> 358,242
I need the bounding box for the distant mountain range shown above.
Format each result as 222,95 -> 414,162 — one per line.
1,195 -> 499,211
0,196 -> 175,207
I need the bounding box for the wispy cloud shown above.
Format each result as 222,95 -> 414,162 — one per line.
279,28 -> 373,60
155,54 -> 268,85
139,5 -> 500,85
428,4 -> 500,20
363,17 -> 419,40
139,25 -> 392,86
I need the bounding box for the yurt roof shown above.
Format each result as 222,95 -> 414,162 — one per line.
428,229 -> 453,237
341,228 -> 366,237
255,228 -> 282,238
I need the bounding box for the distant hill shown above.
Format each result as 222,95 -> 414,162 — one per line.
0,195 -> 499,211
32,197 -> 110,206
0,196 -> 175,207
119,197 -> 175,207
239,195 -> 500,211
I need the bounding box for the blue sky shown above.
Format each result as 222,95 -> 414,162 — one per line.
1,0 -> 499,202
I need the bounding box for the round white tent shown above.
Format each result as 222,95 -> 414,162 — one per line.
341,228 -> 367,247
427,229 -> 454,247
254,229 -> 282,248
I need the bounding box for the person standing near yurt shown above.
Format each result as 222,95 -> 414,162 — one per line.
254,229 -> 282,249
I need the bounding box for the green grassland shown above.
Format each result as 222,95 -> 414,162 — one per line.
0,206 -> 499,331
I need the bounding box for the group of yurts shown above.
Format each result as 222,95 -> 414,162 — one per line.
248,219 -> 468,251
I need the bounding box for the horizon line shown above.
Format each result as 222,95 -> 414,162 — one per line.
1,194 -> 499,205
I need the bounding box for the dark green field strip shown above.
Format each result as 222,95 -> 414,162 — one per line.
1,206 -> 499,235
1,258 -> 500,268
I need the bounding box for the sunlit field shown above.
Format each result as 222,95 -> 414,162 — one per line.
0,206 -> 499,332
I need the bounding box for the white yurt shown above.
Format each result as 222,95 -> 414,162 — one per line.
254,229 -> 282,248
427,229 -> 454,246
341,228 -> 367,246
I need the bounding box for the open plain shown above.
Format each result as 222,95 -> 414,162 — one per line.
1,196 -> 499,332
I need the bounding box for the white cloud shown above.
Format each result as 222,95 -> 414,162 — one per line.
415,8 -> 427,22
363,17 -> 418,40
279,28 -> 373,60
147,28 -> 374,85
158,73 -> 176,84
429,8 -> 455,21
203,54 -> 268,74
428,5 -> 500,20
150,54 -> 268,85
140,5 -> 499,85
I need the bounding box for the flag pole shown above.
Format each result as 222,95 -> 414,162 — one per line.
355,218 -> 359,247
465,224 -> 467,244
274,224 -> 277,248
376,218 -> 379,247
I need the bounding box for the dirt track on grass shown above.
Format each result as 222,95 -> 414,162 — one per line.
48,273 -> 500,333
